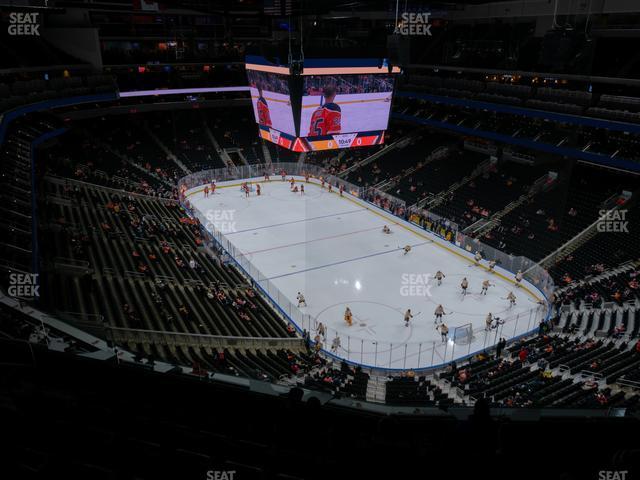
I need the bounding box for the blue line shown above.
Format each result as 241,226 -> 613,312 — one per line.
265,241 -> 430,281
226,207 -> 366,235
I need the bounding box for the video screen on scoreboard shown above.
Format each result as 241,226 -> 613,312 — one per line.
299,73 -> 395,149
246,69 -> 296,137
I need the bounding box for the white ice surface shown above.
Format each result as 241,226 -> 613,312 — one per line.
188,178 -> 548,370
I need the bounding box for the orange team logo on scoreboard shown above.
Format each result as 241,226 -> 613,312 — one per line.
259,127 -> 293,149
276,136 -> 293,149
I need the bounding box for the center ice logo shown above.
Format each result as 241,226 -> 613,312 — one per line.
400,273 -> 433,297
205,209 -> 237,233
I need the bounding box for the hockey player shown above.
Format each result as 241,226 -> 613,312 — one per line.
403,245 -> 412,255
339,184 -> 344,197
297,292 -> 307,307
256,183 -> 261,196
344,307 -> 353,326
264,171 -> 270,182
435,270 -> 446,286
307,85 -> 341,136
292,185 -> 299,193
474,250 -> 483,266
243,182 -> 250,197
327,182 -> 333,193
434,304 -> 446,324
320,177 -> 325,189
204,185 -> 209,198
300,184 -> 304,195
256,84 -> 272,127
515,270 -> 523,287
304,172 -> 310,183
507,291 -> 517,308
290,177 -> 295,190
439,323 -> 449,343
485,313 -> 494,331
382,225 -> 391,234
317,321 -> 326,339
481,279 -> 494,295
461,277 -> 469,295
404,309 -> 413,327
331,335 -> 341,354
488,259 -> 497,273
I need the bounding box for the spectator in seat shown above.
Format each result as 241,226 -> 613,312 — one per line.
179,304 -> 190,321
613,324 -> 626,338
518,346 -> 529,364
538,320 -> 548,336
596,391 -> 608,405
216,350 -> 226,368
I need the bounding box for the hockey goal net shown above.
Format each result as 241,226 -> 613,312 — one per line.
452,323 -> 474,345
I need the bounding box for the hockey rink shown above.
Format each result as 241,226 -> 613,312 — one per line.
187,178 -> 549,370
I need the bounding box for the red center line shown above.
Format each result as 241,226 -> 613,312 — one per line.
244,224 -> 383,256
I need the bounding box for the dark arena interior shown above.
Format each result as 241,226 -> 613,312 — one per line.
2,1 -> 640,479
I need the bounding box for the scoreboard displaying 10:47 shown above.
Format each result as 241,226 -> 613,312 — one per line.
245,56 -> 401,152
